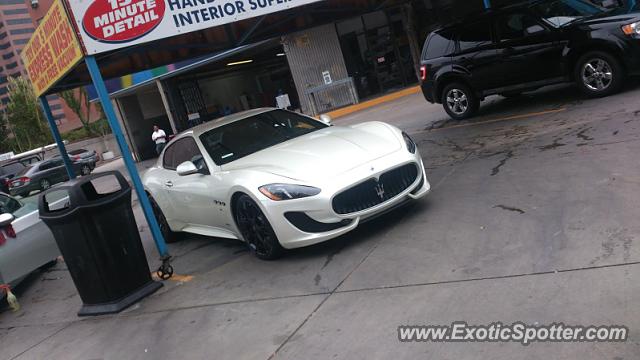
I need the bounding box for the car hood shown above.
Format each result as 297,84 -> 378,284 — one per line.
221,124 -> 402,182
567,10 -> 640,27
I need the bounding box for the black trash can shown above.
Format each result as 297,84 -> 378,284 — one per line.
38,171 -> 162,316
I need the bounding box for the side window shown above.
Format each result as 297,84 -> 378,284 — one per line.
39,162 -> 51,171
423,31 -> 454,60
497,13 -> 545,41
163,137 -> 204,171
457,20 -> 493,53
163,143 -> 177,170
173,137 -> 203,168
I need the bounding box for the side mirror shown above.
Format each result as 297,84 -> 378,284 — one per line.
319,114 -> 333,126
176,161 -> 200,177
526,25 -> 546,36
0,213 -> 15,227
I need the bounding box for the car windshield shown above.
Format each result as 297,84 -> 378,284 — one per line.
531,0 -> 606,27
200,110 -> 328,165
0,194 -> 23,216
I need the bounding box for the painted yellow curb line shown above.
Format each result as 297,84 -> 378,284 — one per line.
326,86 -> 421,119
426,108 -> 568,132
152,273 -> 194,282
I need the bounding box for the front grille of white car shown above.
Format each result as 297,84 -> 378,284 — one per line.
332,163 -> 419,215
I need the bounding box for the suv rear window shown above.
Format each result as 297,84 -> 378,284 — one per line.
422,31 -> 454,60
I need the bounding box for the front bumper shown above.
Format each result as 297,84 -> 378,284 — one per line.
259,150 -> 431,249
623,38 -> 640,75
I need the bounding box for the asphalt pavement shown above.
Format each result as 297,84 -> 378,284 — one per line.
2,83 -> 640,359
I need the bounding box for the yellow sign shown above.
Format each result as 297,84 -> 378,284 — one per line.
22,0 -> 84,97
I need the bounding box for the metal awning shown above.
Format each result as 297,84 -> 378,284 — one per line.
90,38 -> 279,99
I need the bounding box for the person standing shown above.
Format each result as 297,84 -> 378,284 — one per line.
152,125 -> 167,155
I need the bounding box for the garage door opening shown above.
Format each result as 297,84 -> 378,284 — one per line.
110,39 -> 299,161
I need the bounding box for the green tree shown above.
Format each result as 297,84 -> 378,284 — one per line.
5,77 -> 52,152
60,88 -> 102,137
0,110 -> 11,153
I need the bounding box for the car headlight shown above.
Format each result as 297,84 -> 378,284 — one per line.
622,22 -> 640,37
402,132 -> 417,154
259,184 -> 321,201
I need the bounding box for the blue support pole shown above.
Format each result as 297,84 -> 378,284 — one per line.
629,0 -> 636,13
39,97 -> 76,180
483,0 -> 491,9
84,55 -> 169,259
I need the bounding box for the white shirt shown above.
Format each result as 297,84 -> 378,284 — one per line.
152,129 -> 167,144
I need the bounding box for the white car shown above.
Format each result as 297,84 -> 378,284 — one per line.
0,193 -> 60,297
143,108 -> 430,260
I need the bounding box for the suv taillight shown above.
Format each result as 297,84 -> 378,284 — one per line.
420,65 -> 428,81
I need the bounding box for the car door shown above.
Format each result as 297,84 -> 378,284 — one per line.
162,137 -> 221,229
452,19 -> 503,92
495,12 -> 564,87
35,161 -> 55,185
47,159 -> 68,183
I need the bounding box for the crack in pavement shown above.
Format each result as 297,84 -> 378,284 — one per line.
491,151 -> 514,176
493,205 -> 526,214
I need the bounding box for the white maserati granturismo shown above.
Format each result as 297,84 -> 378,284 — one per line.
143,108 -> 430,260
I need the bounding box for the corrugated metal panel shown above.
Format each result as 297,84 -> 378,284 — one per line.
283,24 -> 357,115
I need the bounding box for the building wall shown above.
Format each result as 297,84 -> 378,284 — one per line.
283,24 -> 354,115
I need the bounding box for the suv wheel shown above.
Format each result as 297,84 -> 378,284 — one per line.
575,51 -> 623,98
441,83 -> 479,120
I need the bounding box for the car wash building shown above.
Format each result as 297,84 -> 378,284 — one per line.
74,0 -> 491,161
73,0 -> 634,161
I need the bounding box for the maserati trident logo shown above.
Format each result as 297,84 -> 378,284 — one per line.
374,183 -> 385,200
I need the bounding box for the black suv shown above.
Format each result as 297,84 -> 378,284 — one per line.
420,0 -> 640,120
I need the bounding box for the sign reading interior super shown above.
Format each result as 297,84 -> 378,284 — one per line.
68,0 -> 324,54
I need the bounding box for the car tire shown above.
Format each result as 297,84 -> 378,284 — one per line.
149,196 -> 181,244
80,164 -> 91,176
40,178 -> 51,191
233,194 -> 284,260
575,51 -> 623,98
441,82 -> 479,120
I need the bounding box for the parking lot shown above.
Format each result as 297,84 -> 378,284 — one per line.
2,83 -> 640,359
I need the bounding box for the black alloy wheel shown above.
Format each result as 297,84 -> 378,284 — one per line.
149,196 -> 180,243
234,194 -> 284,260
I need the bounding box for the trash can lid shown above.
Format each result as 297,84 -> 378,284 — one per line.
38,171 -> 131,217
